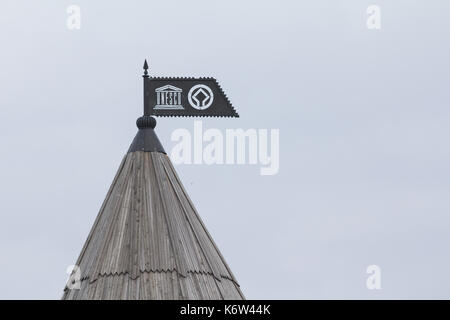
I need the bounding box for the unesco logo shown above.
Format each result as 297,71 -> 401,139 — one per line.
188,84 -> 214,110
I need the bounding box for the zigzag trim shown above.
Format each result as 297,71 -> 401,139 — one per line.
63,268 -> 239,292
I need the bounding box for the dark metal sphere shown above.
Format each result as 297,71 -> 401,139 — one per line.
136,116 -> 156,129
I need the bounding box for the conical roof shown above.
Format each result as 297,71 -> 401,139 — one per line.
62,119 -> 244,300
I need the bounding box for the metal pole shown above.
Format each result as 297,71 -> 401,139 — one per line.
143,59 -> 150,116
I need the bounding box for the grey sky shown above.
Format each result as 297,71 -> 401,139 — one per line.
1,0 -> 449,299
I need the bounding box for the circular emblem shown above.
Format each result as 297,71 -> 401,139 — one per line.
188,84 -> 214,110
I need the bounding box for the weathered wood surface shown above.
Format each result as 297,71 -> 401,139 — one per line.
62,151 -> 244,300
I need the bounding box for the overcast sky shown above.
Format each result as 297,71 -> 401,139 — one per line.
1,0 -> 450,299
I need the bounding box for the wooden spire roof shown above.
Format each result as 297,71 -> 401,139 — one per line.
62,117 -> 244,300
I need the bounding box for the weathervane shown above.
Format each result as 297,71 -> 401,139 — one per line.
141,59 -> 239,118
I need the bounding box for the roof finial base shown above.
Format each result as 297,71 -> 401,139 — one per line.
136,115 -> 156,129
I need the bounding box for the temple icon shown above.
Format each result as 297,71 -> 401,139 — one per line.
154,85 -> 184,110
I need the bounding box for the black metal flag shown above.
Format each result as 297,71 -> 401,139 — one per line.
142,61 -> 239,117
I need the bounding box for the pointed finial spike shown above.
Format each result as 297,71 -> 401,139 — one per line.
143,59 -> 149,77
